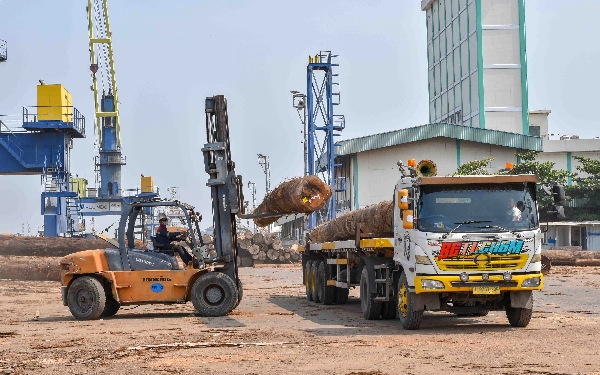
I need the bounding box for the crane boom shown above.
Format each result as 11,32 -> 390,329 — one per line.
87,0 -> 125,198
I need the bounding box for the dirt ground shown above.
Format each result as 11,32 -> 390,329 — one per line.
1,265 -> 599,375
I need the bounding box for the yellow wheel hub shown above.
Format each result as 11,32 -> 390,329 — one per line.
398,283 -> 408,317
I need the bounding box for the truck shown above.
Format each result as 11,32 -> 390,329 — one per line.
301,159 -> 564,330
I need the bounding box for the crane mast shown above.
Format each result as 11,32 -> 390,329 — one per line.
87,0 -> 125,198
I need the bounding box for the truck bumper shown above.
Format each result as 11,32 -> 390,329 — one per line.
414,273 -> 543,294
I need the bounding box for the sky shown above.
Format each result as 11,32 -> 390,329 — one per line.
1,0 -> 599,235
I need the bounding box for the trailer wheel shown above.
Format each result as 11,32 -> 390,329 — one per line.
318,261 -> 336,305
505,304 -> 532,327
305,261 -> 314,301
360,268 -> 382,320
67,276 -> 106,320
191,272 -> 238,317
312,261 -> 322,303
397,271 -> 423,330
335,269 -> 349,305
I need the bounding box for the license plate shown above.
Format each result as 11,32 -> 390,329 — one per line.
473,286 -> 500,295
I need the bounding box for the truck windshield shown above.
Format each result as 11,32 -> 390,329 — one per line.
417,183 -> 538,233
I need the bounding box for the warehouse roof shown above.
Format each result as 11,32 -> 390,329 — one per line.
335,123 -> 543,156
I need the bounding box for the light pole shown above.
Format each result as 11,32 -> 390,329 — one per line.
291,90 -> 308,176
257,154 -> 270,195
247,181 -> 257,233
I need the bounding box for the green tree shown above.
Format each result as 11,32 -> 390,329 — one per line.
567,156 -> 600,221
451,157 -> 493,176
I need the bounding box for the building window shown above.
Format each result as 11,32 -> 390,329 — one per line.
529,125 -> 540,137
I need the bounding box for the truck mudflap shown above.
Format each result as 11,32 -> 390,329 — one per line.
414,273 -> 544,294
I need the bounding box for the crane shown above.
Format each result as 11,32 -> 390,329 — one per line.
87,0 -> 125,199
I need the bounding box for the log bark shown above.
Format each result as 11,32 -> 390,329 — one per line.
252,233 -> 264,245
267,248 -> 279,261
271,239 -> 283,251
253,176 -> 332,227
309,201 -> 393,243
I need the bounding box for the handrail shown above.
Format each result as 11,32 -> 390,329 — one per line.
22,106 -> 86,135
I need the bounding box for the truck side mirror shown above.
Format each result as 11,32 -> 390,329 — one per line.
548,205 -> 566,220
552,185 -> 565,203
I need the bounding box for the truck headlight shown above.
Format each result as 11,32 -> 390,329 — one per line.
415,255 -> 432,265
530,254 -> 542,263
522,277 -> 541,287
421,279 -> 445,289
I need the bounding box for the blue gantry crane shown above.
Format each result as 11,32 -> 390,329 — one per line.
306,51 -> 346,229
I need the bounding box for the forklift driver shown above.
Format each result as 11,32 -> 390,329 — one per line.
156,214 -> 195,267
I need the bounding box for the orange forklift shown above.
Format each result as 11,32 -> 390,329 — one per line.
60,95 -> 273,320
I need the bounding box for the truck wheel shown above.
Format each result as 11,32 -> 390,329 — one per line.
335,287 -> 349,305
67,276 -> 106,320
312,261 -> 323,303
318,261 -> 336,305
191,272 -> 238,317
232,279 -> 243,310
305,261 -> 314,301
505,305 -> 532,327
360,268 -> 382,320
397,271 -> 423,330
381,300 -> 397,319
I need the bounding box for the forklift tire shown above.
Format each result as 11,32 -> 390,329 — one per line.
67,276 -> 106,320
360,268 -> 382,320
102,299 -> 120,317
191,272 -> 238,317
312,261 -> 323,303
318,261 -> 336,305
232,279 -> 243,310
305,261 -> 314,301
397,271 -> 423,330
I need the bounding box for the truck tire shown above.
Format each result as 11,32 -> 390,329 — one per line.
360,267 -> 382,320
318,261 -> 336,305
67,276 -> 106,320
191,272 -> 238,317
397,271 -> 423,330
334,269 -> 349,305
381,300 -> 397,319
334,287 -> 349,305
312,261 -> 322,303
305,261 -> 314,301
505,305 -> 532,327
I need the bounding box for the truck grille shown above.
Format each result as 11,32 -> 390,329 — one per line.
435,254 -> 528,271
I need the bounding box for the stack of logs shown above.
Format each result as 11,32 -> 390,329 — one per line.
201,230 -> 301,267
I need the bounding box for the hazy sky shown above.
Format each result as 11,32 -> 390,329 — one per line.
1,1 -> 599,235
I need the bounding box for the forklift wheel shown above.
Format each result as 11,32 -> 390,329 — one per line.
191,272 -> 238,317
67,276 -> 107,320
232,279 -> 244,310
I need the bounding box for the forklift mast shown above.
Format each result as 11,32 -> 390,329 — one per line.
202,95 -> 244,284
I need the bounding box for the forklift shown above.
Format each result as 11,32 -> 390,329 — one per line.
60,95 -> 273,320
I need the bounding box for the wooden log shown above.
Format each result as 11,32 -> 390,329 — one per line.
202,234 -> 214,245
258,251 -> 267,261
251,253 -> 260,260
309,201 -> 393,243
252,233 -> 264,245
278,255 -> 286,262
240,257 -> 254,267
284,252 -> 291,260
243,230 -> 253,240
238,239 -> 251,251
253,175 -> 332,227
271,239 -> 283,251
263,233 -> 274,246
248,244 -> 260,256
267,248 -> 278,260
